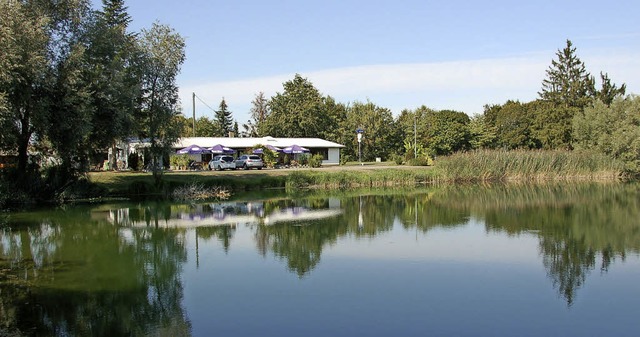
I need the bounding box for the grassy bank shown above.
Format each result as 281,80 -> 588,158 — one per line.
85,150 -> 627,200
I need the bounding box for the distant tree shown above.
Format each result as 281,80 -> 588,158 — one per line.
233,121 -> 239,137
396,106 -> 434,159
596,72 -> 626,106
539,39 -> 595,109
422,109 -> 471,156
468,114 -> 497,149
214,98 -> 233,136
484,101 -> 538,150
573,96 -> 640,172
244,91 -> 269,136
530,99 -> 576,150
321,95 -> 348,143
85,0 -> 138,169
342,100 -> 400,162
261,74 -> 329,138
134,22 -> 185,185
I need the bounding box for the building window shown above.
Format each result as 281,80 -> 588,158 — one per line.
310,148 -> 328,160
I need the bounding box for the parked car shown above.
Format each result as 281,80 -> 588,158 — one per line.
209,155 -> 236,170
235,155 -> 264,170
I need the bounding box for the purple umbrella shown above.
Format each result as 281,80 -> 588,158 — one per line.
208,144 -> 236,154
176,144 -> 210,154
282,144 -> 310,154
253,144 -> 282,154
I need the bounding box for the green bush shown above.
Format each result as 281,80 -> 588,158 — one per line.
298,154 -> 309,166
309,154 -> 323,168
406,156 -> 432,166
391,154 -> 404,165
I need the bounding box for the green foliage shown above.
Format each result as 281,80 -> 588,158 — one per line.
468,114 -> 496,149
596,72 -> 626,106
391,153 -> 404,165
483,101 -> 536,149
539,39 -> 595,109
398,106 -> 470,157
343,100 -> 401,162
406,157 -> 432,166
573,96 -> 640,173
309,154 -> 324,168
169,154 -> 191,169
135,22 -> 186,185
251,144 -> 278,168
260,74 -> 331,138
423,109 -> 471,155
215,98 -> 233,136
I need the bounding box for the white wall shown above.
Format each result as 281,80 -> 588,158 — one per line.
324,148 -> 341,165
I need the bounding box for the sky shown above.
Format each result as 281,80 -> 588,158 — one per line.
97,0 -> 640,124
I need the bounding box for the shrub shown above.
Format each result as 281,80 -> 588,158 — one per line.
406,156 -> 432,166
391,154 -> 404,165
309,154 -> 323,168
298,154 -> 309,166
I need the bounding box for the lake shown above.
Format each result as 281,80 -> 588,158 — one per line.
1,183 -> 639,336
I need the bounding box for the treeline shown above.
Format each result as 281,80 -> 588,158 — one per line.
0,0 -> 185,200
214,40 -> 634,172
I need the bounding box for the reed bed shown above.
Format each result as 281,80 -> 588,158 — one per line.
284,169 -> 440,191
436,149 -> 625,182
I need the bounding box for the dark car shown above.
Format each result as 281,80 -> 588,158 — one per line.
209,155 -> 236,170
235,155 -> 264,170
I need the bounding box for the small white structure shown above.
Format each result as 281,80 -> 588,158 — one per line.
173,136 -> 345,165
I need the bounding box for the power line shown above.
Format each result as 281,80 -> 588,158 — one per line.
194,93 -> 216,113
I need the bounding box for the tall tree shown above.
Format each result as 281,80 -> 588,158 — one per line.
596,72 -> 626,106
135,22 -> 185,185
484,101 -> 538,150
85,0 -> 138,169
243,91 -> 269,137
0,1 -> 49,172
214,98 -> 233,136
422,109 -> 471,156
99,0 -> 131,28
539,39 -> 595,109
261,74 -> 329,138
343,101 -> 400,162
573,96 -> 640,172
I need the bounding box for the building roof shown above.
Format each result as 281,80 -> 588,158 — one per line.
174,136 -> 345,149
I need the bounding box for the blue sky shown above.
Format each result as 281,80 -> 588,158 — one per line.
101,0 -> 640,124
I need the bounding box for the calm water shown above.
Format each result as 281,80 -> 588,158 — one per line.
1,183 -> 639,336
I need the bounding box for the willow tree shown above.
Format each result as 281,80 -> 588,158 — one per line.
0,1 -> 50,173
135,22 -> 185,185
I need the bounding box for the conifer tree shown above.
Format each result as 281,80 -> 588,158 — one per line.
539,40 -> 595,109
214,98 -> 233,137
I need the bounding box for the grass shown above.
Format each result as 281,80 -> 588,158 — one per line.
87,151 -> 628,200
436,149 -> 626,182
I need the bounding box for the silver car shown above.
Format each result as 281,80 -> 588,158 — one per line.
235,155 -> 264,170
209,155 -> 236,170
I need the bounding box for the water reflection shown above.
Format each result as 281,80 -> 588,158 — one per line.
0,208 -> 191,336
1,183 -> 639,335
427,183 -> 640,305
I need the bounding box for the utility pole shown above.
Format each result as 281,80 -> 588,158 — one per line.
192,92 -> 196,137
414,114 -> 417,159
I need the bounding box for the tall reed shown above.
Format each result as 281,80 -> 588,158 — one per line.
436,149 -> 625,182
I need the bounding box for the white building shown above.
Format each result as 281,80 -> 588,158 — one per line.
173,136 -> 345,165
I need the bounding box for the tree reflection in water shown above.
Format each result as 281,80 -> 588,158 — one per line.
0,204 -> 191,336
425,183 -> 640,306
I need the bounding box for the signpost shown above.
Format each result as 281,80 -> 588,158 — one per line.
356,128 -> 364,165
